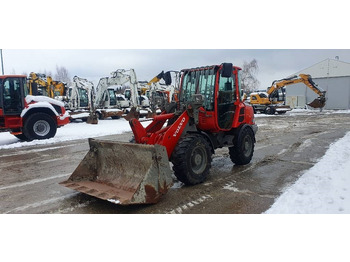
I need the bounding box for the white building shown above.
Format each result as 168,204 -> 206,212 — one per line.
285,58 -> 350,109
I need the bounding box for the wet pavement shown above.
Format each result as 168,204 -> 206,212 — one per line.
1,111 -> 349,214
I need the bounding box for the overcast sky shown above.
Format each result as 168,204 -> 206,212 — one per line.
2,1 -> 349,89
2,49 -> 350,89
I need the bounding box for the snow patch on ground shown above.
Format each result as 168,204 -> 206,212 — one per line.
0,118 -> 150,150
266,131 -> 350,214
254,108 -> 350,118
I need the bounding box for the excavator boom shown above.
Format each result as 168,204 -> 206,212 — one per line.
268,74 -> 326,109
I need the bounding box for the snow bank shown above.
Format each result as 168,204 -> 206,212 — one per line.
0,118 -> 152,150
266,131 -> 350,214
254,108 -> 350,118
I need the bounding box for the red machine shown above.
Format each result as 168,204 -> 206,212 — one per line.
0,75 -> 69,141
61,63 -> 258,205
130,62 -> 257,184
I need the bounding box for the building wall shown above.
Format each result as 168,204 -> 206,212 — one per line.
286,76 -> 350,110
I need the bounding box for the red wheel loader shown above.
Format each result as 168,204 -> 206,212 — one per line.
61,63 -> 258,205
0,75 -> 69,141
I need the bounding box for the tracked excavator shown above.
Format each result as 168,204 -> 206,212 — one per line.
67,76 -> 97,124
28,72 -> 66,99
60,63 -> 258,205
94,69 -> 149,119
250,74 -> 326,114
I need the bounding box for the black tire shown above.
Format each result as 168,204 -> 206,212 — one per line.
23,113 -> 57,141
229,126 -> 255,165
265,106 -> 275,115
14,134 -> 28,141
171,134 -> 212,185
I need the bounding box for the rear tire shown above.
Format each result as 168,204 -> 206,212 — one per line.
14,134 -> 28,141
171,134 -> 212,185
229,127 -> 255,165
23,113 -> 57,141
265,106 -> 275,115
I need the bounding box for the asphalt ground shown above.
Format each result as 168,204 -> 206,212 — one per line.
1,111 -> 349,214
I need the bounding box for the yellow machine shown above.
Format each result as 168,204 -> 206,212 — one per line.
28,72 -> 66,98
250,74 -> 326,114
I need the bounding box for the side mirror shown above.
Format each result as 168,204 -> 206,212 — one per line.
221,63 -> 233,78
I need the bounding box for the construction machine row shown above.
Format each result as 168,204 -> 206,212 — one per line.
1,62 -> 327,206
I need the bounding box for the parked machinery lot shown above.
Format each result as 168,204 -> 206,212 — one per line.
0,111 -> 349,214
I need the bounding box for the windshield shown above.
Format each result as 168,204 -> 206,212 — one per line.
23,81 -> 29,97
108,89 -> 116,106
78,88 -> 88,107
1,77 -> 24,114
181,67 -> 217,111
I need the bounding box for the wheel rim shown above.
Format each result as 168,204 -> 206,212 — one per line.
242,135 -> 253,158
190,146 -> 207,175
33,120 -> 50,137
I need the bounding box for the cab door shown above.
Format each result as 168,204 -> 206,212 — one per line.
1,77 -> 25,115
216,69 -> 236,130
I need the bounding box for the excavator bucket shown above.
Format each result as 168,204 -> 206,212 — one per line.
86,112 -> 98,124
60,138 -> 173,205
124,107 -> 140,121
307,96 -> 326,109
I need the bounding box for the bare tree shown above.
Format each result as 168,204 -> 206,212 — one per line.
40,70 -> 53,77
240,59 -> 260,93
54,65 -> 71,84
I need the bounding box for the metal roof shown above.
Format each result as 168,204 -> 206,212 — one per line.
293,58 -> 350,78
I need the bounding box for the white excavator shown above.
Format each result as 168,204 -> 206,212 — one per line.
66,76 -> 97,123
94,69 -> 150,119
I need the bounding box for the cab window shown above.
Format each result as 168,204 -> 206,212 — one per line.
78,88 -> 88,107
198,69 -> 216,111
108,89 -> 116,106
2,77 -> 23,114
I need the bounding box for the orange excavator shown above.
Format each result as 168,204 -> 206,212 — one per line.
250,74 -> 326,114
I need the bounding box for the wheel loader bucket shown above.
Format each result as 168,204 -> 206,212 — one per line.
60,138 -> 173,205
307,97 -> 326,109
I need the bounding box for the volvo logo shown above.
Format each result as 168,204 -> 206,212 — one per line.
173,117 -> 186,137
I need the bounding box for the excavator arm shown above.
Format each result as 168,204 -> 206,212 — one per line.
28,72 -> 66,98
28,72 -> 53,97
267,74 -> 326,108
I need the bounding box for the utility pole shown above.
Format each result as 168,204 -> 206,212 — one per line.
0,49 -> 4,75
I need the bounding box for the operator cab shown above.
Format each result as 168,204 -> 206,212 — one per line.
179,63 -> 242,131
0,76 -> 27,115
